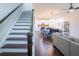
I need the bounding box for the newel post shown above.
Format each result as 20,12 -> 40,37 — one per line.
27,32 -> 33,56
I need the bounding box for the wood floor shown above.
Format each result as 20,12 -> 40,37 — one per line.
35,31 -> 63,56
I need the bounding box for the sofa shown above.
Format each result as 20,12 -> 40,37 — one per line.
53,33 -> 79,56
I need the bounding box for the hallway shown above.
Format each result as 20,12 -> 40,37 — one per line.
35,31 -> 62,56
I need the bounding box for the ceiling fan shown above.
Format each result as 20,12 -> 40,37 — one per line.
64,3 -> 79,13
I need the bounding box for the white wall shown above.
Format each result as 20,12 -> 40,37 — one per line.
0,3 -> 23,47
0,3 -> 21,21
52,10 -> 79,38
67,11 -> 79,38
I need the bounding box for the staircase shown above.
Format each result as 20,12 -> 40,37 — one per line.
0,11 -> 33,56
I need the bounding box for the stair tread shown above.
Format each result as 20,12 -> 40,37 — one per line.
20,13 -> 32,16
2,44 -> 27,48
22,11 -> 32,14
16,20 -> 31,22
18,18 -> 31,20
13,26 -> 30,29
16,22 -> 31,23
0,52 -> 28,56
11,30 -> 30,33
5,40 -> 27,44
6,37 -> 27,41
15,25 -> 31,26
15,22 -> 31,25
10,33 -> 27,35
16,22 -> 31,25
19,14 -> 32,18
17,19 -> 31,21
8,35 -> 27,38
0,49 -> 27,53
12,28 -> 30,30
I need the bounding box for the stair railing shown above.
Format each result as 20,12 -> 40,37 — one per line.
27,9 -> 34,56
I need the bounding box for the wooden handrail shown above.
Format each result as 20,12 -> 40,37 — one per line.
28,9 -> 34,56
0,3 -> 23,24
30,9 -> 34,32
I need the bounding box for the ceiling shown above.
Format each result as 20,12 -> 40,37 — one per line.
34,3 -> 69,10
34,3 -> 79,10
34,3 -> 79,19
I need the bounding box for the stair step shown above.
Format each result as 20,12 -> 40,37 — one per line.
8,35 -> 27,38
20,15 -> 32,18
13,26 -> 30,29
0,52 -> 28,56
22,11 -> 32,13
15,22 -> 31,25
16,21 -> 31,23
18,18 -> 31,20
19,13 -> 32,17
17,19 -> 31,21
16,22 -> 31,23
22,11 -> 32,15
15,25 -> 30,26
5,40 -> 27,44
0,48 -> 27,53
10,30 -> 30,34
2,44 -> 27,48
13,28 -> 30,30
6,37 -> 27,41
10,33 -> 27,35
17,20 -> 31,22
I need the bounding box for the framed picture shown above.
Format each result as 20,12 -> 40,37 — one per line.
64,22 -> 70,35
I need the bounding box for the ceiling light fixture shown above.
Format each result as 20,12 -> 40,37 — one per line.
69,9 -> 74,12
68,3 -> 74,12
